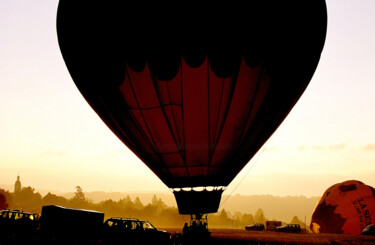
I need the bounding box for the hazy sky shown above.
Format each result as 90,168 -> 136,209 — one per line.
1,1 -> 375,198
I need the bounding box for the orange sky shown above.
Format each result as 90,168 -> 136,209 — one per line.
1,0 -> 375,198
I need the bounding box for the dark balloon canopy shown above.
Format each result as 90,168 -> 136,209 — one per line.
57,1 -> 327,214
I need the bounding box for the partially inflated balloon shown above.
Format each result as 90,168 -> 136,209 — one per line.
57,1 -> 327,214
311,180 -> 375,234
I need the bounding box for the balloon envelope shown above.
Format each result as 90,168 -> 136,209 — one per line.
311,180 -> 375,234
57,1 -> 327,214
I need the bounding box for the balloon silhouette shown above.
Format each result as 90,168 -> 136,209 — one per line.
311,180 -> 375,234
57,1 -> 327,215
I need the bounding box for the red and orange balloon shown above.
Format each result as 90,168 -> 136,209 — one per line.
311,180 -> 375,234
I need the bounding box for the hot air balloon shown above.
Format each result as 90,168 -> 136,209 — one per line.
56,1 -> 327,219
311,180 -> 375,235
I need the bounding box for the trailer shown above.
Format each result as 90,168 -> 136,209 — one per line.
39,205 -> 104,240
266,221 -> 282,231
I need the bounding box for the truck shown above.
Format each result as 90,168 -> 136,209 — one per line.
39,205 -> 104,241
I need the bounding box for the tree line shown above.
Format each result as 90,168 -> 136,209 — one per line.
0,186 -> 306,229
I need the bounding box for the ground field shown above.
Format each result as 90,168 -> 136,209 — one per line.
1,229 -> 375,244
165,228 -> 375,245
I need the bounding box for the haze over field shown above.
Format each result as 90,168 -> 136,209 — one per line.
0,180 -> 319,227
1,1 -> 375,199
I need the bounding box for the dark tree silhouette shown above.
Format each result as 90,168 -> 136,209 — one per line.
0,189 -> 11,210
134,197 -> 144,209
69,186 -> 88,208
254,208 -> 266,224
12,186 -> 42,213
0,193 -> 8,210
42,192 -> 68,206
241,213 -> 255,225
73,186 -> 85,201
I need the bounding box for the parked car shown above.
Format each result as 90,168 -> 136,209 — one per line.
103,217 -> 171,244
0,210 -> 40,238
245,223 -> 265,231
276,224 -> 301,233
362,224 -> 375,235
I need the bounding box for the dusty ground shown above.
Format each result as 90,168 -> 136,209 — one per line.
1,229 -> 374,244
164,228 -> 375,245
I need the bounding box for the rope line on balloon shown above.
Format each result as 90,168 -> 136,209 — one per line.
216,63 -> 265,209
207,145 -> 267,219
207,57 -> 211,165
150,72 -> 184,165
211,77 -> 226,154
125,70 -> 156,149
180,60 -> 189,176
127,70 -> 173,175
164,78 -> 184,157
